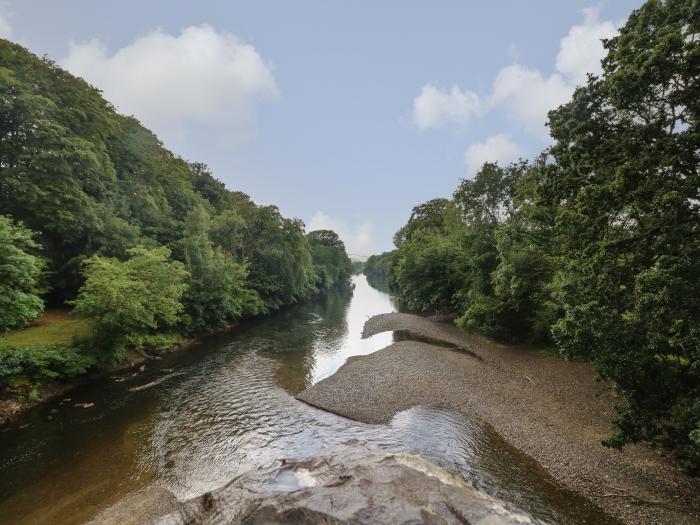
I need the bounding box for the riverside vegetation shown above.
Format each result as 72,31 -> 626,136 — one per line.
0,39 -> 352,408
371,0 -> 700,472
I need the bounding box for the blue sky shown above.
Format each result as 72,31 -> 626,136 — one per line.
1,1 -> 642,255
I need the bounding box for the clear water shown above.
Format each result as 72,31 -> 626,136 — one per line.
0,276 -> 617,525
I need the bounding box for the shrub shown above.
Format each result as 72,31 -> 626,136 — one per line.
0,344 -> 96,386
71,246 -> 188,356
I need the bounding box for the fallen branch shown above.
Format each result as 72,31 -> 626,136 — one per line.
523,375 -> 536,385
128,381 -> 157,393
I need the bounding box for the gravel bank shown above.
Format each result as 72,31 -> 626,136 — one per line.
297,312 -> 700,525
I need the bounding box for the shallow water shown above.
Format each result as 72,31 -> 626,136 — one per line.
0,276 -> 616,524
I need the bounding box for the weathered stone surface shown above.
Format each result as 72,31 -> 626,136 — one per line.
152,443 -> 539,525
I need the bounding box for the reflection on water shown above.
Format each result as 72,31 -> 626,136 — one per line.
0,276 -> 615,525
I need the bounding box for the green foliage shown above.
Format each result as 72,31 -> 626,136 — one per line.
124,332 -> 183,352
351,260 -> 365,274
0,39 -> 343,341
388,198 -> 466,312
0,40 -> 322,315
389,220 -> 466,312
385,0 -> 700,470
364,252 -> 391,281
0,215 -> 45,333
452,161 -> 558,341
543,0 -> 700,469
0,344 -> 96,386
238,206 -> 316,309
71,246 -> 188,356
182,206 -> 262,332
0,37 -> 353,407
307,230 -> 353,291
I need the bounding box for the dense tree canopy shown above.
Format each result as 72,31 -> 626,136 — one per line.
544,0 -> 700,468
181,206 -> 262,333
384,0 -> 700,470
0,216 -> 45,333
0,39 -> 352,368
364,252 -> 392,282
307,230 -> 353,291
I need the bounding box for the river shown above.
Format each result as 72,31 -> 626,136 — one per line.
0,275 -> 615,524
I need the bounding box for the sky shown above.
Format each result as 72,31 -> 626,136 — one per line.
1,1 -> 643,256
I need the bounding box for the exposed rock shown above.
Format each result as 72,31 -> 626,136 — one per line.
152,443 -> 538,525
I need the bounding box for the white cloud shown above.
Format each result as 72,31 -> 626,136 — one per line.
411,8 -> 619,142
0,13 -> 13,39
489,7 -> 618,141
413,84 -> 481,130
62,24 -> 278,148
556,7 -> 618,86
464,134 -> 521,177
306,211 -> 375,256
489,64 -> 572,140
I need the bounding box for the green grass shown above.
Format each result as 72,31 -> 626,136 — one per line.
0,310 -> 91,347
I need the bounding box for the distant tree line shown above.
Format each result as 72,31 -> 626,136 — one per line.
385,0 -> 700,471
364,252 -> 391,281
0,40 -> 351,382
351,260 -> 365,275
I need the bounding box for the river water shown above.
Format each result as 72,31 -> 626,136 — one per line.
0,276 -> 616,524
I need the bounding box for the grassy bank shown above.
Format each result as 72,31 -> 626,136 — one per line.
0,309 -> 90,348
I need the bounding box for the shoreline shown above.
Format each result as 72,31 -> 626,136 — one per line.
0,323 -> 238,426
297,312 -> 700,525
0,273 -> 353,427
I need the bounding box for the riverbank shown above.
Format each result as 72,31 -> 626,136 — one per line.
0,318 -> 248,426
0,287 -> 348,426
297,312 -> 700,525
0,337 -> 192,425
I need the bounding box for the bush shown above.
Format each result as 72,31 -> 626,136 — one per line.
71,246 -> 188,355
0,344 -> 96,386
125,333 -> 183,352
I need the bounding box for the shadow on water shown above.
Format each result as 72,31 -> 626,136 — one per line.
0,276 -> 617,525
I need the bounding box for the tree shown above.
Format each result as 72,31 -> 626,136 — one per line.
454,160 -> 557,342
364,252 -> 392,281
307,229 -> 345,249
544,0 -> 700,468
71,246 -> 188,355
384,0 -> 700,470
0,39 -> 328,318
210,208 -> 247,257
307,230 -> 352,291
240,205 -> 315,309
389,201 -> 468,312
0,215 -> 45,333
453,162 -> 525,226
181,206 -> 261,332
393,198 -> 450,248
